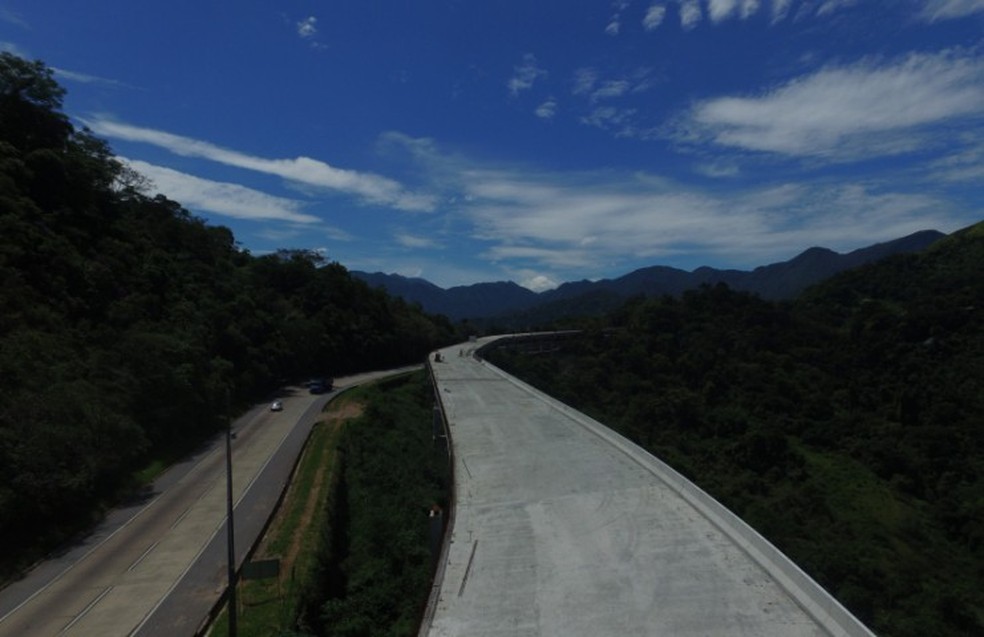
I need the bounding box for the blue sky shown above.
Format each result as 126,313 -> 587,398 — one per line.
3,1 -> 983,290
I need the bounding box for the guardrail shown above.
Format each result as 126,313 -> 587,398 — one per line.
417,354 -> 456,637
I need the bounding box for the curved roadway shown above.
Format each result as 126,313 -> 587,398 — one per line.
423,340 -> 873,636
0,367 -> 418,636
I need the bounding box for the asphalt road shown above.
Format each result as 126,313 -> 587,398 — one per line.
0,367 -> 419,637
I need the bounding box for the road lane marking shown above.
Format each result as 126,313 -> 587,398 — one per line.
127,541 -> 161,573
0,492 -> 163,627
58,586 -> 113,634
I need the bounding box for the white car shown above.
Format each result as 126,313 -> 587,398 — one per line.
270,400 -> 283,412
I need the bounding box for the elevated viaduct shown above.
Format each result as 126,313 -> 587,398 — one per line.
421,335 -> 874,636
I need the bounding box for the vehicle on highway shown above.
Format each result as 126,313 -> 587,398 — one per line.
307,378 -> 333,394
270,400 -> 283,411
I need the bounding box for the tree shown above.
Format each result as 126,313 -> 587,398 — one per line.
0,52 -> 71,151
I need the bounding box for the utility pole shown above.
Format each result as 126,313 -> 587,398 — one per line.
226,419 -> 238,636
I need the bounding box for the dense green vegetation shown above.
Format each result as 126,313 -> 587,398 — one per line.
487,224 -> 983,636
292,372 -> 450,636
0,53 -> 457,579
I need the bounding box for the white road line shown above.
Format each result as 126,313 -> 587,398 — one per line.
126,541 -> 161,573
0,491 -> 162,626
58,586 -> 114,635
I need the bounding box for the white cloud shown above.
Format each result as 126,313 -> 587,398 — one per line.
643,4 -> 667,30
707,0 -> 763,21
395,232 -> 440,249
0,10 -> 28,29
1,41 -> 27,56
694,161 -> 741,178
641,0 -> 867,31
591,80 -> 631,101
816,0 -> 857,17
929,133 -> 984,182
771,0 -> 792,22
919,0 -> 984,20
535,98 -> 558,119
297,16 -> 318,38
457,167 -> 960,273
580,106 -> 638,134
507,53 -> 547,96
676,49 -> 984,160
86,118 -> 436,211
54,67 -> 129,88
519,273 -> 559,292
606,0 -> 631,34
569,70 -> 656,138
740,0 -> 762,18
708,0 -> 740,22
123,159 -> 320,224
384,135 -> 970,280
679,0 -> 703,29
572,68 -> 598,95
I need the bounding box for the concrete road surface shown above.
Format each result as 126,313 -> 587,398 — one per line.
0,367 -> 418,637
423,341 -> 872,636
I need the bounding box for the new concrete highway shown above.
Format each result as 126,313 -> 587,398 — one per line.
422,339 -> 874,636
0,367 -> 417,637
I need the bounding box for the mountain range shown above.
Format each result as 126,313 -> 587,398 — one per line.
353,230 -> 946,322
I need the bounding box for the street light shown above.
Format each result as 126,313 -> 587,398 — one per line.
226,417 -> 238,636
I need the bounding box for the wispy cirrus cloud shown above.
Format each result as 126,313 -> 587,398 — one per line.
929,132 -> 984,182
580,106 -> 639,136
679,0 -> 704,29
643,4 -> 667,30
708,0 -> 739,22
816,0 -> 857,17
53,67 -> 134,89
572,68 -> 599,95
606,0 -> 632,35
0,41 -> 27,56
123,158 -> 320,224
572,68 -> 655,102
642,0 -> 866,31
590,80 -> 632,102
535,98 -> 558,119
569,68 -> 656,136
507,53 -> 547,96
771,0 -> 792,22
395,232 -> 441,249
87,118 -> 436,211
918,0 -> 984,20
376,132 -> 972,284
0,9 -> 28,29
673,49 -> 984,160
459,166 -> 958,272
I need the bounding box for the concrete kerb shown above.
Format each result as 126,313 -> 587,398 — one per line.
476,351 -> 876,637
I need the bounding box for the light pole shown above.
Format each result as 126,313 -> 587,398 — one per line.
226,418 -> 238,636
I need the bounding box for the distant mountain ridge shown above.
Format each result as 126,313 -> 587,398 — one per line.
353,230 -> 945,321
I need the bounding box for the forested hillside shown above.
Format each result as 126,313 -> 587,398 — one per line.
0,53 -> 457,578
486,222 -> 983,636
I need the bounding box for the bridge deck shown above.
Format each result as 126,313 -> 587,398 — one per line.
424,341 -> 868,637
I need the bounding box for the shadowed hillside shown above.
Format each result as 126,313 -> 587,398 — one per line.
486,220 -> 983,636
0,53 -> 458,579
353,230 -> 944,323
